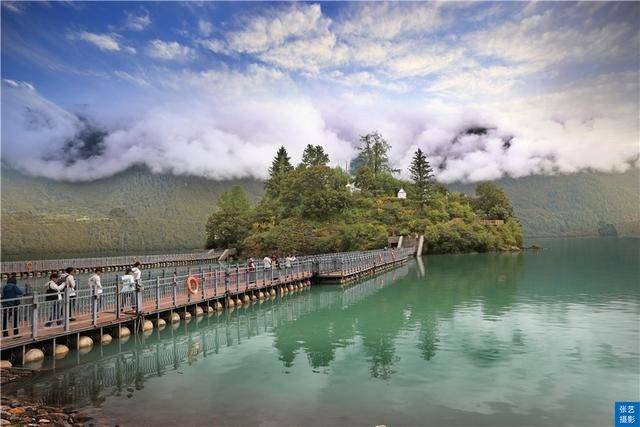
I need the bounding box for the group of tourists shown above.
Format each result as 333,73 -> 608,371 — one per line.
258,254 -> 297,270
243,254 -> 298,284
1,261 -> 145,336
120,262 -> 143,312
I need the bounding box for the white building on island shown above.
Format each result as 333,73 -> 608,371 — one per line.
397,187 -> 407,199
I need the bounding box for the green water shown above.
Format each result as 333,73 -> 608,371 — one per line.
4,238 -> 639,426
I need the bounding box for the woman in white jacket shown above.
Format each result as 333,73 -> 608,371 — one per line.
88,268 -> 103,313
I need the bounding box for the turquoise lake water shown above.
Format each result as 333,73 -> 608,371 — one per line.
4,237 -> 639,426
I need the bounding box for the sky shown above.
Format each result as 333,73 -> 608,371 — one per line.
1,1 -> 639,183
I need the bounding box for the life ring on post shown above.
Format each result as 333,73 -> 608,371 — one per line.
26,261 -> 33,272
186,276 -> 200,295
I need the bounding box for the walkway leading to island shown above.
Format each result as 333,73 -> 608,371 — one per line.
0,248 -> 414,358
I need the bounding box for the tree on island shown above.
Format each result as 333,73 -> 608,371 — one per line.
356,132 -> 393,176
265,146 -> 294,197
205,186 -> 252,249
472,182 -> 514,220
301,144 -> 330,167
204,142 -> 523,255
409,148 -> 434,205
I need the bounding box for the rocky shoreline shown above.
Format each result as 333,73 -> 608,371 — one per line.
1,368 -> 95,426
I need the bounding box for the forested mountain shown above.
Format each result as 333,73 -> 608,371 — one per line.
2,166 -> 638,260
449,169 -> 639,237
0,166 -> 263,260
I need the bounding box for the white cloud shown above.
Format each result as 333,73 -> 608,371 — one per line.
114,71 -> 150,87
124,9 -> 151,31
2,79 -> 35,90
468,8 -> 638,69
2,1 -> 25,14
198,19 -> 213,37
3,67 -> 637,183
226,4 -> 329,54
146,40 -> 194,60
337,2 -> 442,40
71,31 -> 136,54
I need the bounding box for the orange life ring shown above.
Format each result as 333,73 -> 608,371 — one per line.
26,261 -> 33,272
186,276 -> 199,294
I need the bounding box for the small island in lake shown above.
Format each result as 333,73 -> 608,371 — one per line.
205,134 -> 523,256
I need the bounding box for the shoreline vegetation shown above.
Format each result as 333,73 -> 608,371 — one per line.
206,133 -> 524,257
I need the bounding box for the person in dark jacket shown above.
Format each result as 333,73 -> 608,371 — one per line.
2,274 -> 23,337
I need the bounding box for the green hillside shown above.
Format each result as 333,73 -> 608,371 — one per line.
0,167 -> 263,260
2,166 -> 638,260
449,169 -> 640,237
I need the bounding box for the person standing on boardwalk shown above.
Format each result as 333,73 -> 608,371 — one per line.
2,274 -> 23,337
44,273 -> 64,327
263,255 -> 272,270
60,267 -> 77,321
131,262 -> 143,312
88,268 -> 103,313
121,268 -> 136,312
263,255 -> 272,283
247,258 -> 256,284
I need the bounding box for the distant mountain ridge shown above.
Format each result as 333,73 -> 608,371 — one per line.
449,168 -> 639,237
1,166 -> 638,259
0,166 -> 263,260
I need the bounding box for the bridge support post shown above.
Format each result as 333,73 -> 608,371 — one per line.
115,276 -> 121,320
63,287 -> 70,332
31,296 -> 38,339
92,286 -> 98,327
156,277 -> 161,310
172,273 -> 177,307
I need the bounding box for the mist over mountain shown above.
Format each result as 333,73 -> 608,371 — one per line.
1,165 -> 637,260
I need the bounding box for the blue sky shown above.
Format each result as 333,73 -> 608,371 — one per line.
1,1 -> 639,182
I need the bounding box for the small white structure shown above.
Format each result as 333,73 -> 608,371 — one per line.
397,187 -> 407,199
346,183 -> 361,194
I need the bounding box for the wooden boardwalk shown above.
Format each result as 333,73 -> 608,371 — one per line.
1,248 -> 414,359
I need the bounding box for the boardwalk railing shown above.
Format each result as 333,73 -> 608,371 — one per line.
0,250 -> 229,276
1,259 -> 314,342
314,247 -> 414,276
1,248 -> 413,347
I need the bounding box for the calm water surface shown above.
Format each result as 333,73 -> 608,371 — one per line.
4,238 -> 639,426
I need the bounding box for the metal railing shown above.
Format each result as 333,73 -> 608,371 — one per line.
0,250 -> 229,275
0,259 -> 314,342
1,248 -> 414,344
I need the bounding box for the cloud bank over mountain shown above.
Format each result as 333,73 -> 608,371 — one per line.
1,2 -> 638,183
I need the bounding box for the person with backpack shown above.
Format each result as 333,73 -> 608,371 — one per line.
44,273 -> 64,327
2,274 -> 23,337
60,267 -> 77,321
88,268 -> 103,313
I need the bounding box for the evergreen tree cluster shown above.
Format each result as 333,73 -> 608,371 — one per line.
205,133 -> 523,255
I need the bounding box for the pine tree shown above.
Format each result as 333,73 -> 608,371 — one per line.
301,144 -> 330,167
356,132 -> 392,176
409,148 -> 434,205
265,146 -> 293,198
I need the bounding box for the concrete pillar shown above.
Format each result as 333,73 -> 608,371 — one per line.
416,235 -> 425,256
